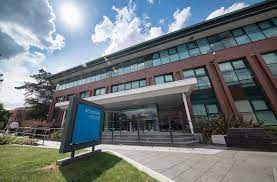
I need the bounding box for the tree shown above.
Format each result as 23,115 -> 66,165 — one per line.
0,103 -> 10,130
15,69 -> 55,120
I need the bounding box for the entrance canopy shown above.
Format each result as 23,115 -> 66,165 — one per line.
55,78 -> 197,110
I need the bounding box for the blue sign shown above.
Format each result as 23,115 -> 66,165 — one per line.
71,103 -> 102,144
59,97 -> 104,153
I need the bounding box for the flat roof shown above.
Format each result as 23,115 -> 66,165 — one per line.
49,0 -> 277,81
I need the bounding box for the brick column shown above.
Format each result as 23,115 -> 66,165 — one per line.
47,97 -> 56,123
246,55 -> 277,114
206,63 -> 239,116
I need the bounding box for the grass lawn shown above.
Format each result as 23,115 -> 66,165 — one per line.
0,145 -> 156,182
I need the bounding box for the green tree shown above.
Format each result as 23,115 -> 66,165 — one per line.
0,103 -> 10,129
15,69 -> 55,120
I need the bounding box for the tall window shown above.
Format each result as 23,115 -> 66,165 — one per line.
243,24 -> 265,41
94,87 -> 106,96
257,20 -> 277,38
80,90 -> 89,98
261,52 -> 277,76
219,60 -> 254,86
155,73 -> 174,84
231,28 -> 251,45
112,79 -> 147,93
183,67 -> 211,89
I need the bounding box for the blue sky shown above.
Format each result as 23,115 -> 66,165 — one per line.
0,0 -> 264,109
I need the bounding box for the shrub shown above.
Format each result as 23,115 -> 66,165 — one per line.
49,130 -> 63,141
196,114 -> 262,141
0,135 -> 38,145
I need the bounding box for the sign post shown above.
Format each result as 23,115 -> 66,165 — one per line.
57,96 -> 104,166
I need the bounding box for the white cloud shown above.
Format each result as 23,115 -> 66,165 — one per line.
146,0 -> 154,4
91,1 -> 164,55
159,18 -> 166,25
168,7 -> 191,32
206,2 -> 248,20
0,0 -> 65,109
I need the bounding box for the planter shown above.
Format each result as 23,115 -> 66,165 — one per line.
212,134 -> 226,145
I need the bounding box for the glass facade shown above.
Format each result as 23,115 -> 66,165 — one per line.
56,17 -> 277,91
262,51 -> 277,76
112,79 -> 147,93
219,60 -> 277,125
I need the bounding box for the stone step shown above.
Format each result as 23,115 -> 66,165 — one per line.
102,136 -> 196,142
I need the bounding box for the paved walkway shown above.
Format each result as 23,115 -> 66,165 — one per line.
38,140 -> 277,182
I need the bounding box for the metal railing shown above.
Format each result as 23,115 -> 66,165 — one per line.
3,127 -> 63,145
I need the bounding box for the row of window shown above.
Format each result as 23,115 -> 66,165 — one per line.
56,17 -> 277,91
112,79 -> 146,93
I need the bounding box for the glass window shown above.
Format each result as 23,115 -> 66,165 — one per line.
219,62 -> 233,72
232,28 -> 251,45
112,85 -> 118,92
251,100 -> 268,111
95,74 -> 101,81
218,31 -> 237,48
207,35 -> 224,51
187,42 -> 200,56
192,104 -> 207,116
117,67 -> 124,75
206,104 -> 219,114
169,48 -> 179,62
160,49 -> 169,57
243,24 -> 266,41
272,17 -> 277,27
155,76 -> 164,84
131,81 -> 140,89
111,69 -> 118,77
80,91 -> 89,98
137,62 -> 145,70
164,74 -> 173,82
131,64 -> 138,72
144,60 -> 153,68
124,66 -> 131,73
160,56 -> 170,64
118,84 -> 125,91
258,20 -> 277,38
177,44 -> 189,59
183,70 -> 195,78
197,76 -> 211,89
197,38 -> 212,54
95,88 -> 105,96
106,71 -> 112,78
153,58 -> 161,66
125,83 -> 131,90
262,52 -> 277,76
56,96 -> 63,103
195,68 -> 205,76
66,94 -> 75,101
100,73 -> 106,80
139,80 -> 147,87
232,60 -> 245,69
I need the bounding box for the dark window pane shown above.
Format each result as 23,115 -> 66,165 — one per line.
160,50 -> 169,57
187,42 -> 197,49
221,38 -> 237,48
144,60 -> 153,68
197,76 -> 211,89
195,68 -> 205,76
192,104 -> 207,116
218,31 -> 233,39
206,104 -> 219,114
152,53 -> 160,59
189,48 -> 200,56
177,44 -> 187,52
196,38 -> 209,46
169,47 -> 177,55
234,35 -> 251,45
232,60 -> 246,69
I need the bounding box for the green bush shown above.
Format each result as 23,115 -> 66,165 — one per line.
0,135 -> 38,145
49,130 -> 63,141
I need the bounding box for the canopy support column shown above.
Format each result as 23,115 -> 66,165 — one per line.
182,93 -> 194,134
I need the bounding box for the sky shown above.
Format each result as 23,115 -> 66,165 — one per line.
0,0 -> 264,109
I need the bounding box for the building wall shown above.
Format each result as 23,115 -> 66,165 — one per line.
48,37 -> 277,127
